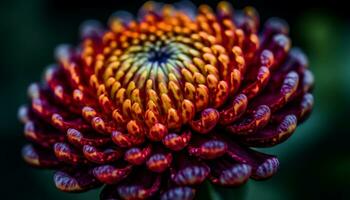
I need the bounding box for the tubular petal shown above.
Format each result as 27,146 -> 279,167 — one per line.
219,94 -> 248,125
208,157 -> 252,186
93,165 -> 132,184
22,144 -> 60,168
161,187 -> 195,200
54,170 -> 101,192
83,145 -> 122,164
188,137 -> 228,160
226,105 -> 271,135
189,108 -> 219,134
239,114 -> 298,147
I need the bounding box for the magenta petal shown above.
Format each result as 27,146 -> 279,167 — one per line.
66,128 -> 111,147
22,144 -> 60,168
188,137 -> 227,160
240,114 -> 297,147
189,108 -> 219,134
161,187 -> 195,200
162,130 -> 192,151
226,105 -> 271,135
83,145 -> 122,164
251,156 -> 279,180
54,169 -> 101,192
219,94 -> 248,125
272,93 -> 314,123
117,172 -> 161,199
171,153 -> 210,186
171,164 -> 210,186
53,142 -> 85,165
24,121 -> 65,148
207,156 -> 252,186
93,165 -> 132,184
216,164 -> 251,186
214,135 -> 280,179
146,153 -> 172,173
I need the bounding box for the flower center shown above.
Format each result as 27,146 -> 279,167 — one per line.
147,46 -> 171,63
118,40 -> 193,86
93,14 -> 233,131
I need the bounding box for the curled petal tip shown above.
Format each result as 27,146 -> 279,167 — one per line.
93,165 -> 132,184
54,170 -> 100,192
146,153 -> 172,173
163,131 -> 191,151
215,164 -> 252,186
54,171 -> 82,192
172,164 -> 210,185
252,157 -> 279,180
189,139 -> 227,160
190,108 -> 219,134
22,144 -> 40,167
161,187 -> 195,200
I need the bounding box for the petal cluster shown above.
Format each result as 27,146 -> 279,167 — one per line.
19,1 -> 314,200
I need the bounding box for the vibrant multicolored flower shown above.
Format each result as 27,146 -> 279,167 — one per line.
19,1 -> 314,199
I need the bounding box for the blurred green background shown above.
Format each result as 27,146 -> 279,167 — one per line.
0,0 -> 349,199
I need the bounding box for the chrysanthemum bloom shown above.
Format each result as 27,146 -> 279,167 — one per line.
19,1 -> 314,199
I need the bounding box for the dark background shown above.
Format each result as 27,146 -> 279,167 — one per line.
0,0 -> 349,199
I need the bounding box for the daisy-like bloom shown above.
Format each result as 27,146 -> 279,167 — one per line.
19,1 -> 314,200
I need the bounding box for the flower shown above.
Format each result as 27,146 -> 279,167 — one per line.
19,1 -> 314,200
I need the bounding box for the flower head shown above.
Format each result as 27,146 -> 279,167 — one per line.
19,1 -> 314,199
